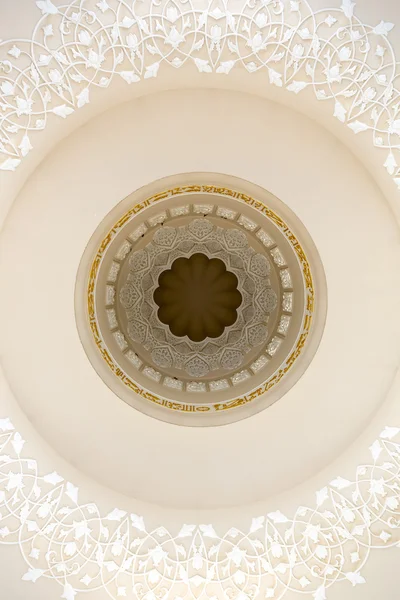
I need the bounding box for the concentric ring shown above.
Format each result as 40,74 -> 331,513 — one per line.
76,176 -> 327,426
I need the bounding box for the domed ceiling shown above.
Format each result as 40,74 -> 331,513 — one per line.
1,1 -> 400,600
75,176 -> 326,424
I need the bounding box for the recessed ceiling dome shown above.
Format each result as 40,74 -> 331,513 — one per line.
2,1 -> 400,598
154,253 -> 242,342
75,174 -> 327,425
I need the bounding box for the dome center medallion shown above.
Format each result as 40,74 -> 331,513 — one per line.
154,253 -> 242,342
75,175 -> 327,426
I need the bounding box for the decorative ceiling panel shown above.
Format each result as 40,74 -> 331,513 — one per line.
0,1 -> 400,599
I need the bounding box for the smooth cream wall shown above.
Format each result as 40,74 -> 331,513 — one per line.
0,89 -> 399,512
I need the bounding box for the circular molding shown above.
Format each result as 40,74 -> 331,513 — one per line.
4,88 -> 397,508
75,175 -> 327,426
0,0 -> 400,598
0,0 -> 399,196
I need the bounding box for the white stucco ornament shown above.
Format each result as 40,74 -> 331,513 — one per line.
0,0 -> 399,188
1,0 -> 400,599
1,418 -> 400,599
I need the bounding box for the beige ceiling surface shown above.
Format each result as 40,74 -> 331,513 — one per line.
0,0 -> 400,599
2,88 -> 399,510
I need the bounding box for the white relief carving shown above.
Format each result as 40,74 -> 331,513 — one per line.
209,379 -> 230,391
107,262 -> 120,283
282,292 -> 294,313
231,369 -> 251,384
238,215 -> 257,231
143,366 -> 162,382
118,219 -> 279,379
113,330 -> 128,351
277,315 -> 291,336
148,212 -> 167,227
106,308 -> 118,329
270,247 -> 286,267
182,355 -> 207,377
105,285 -> 115,305
129,224 -> 148,242
1,420 -> 400,600
125,349 -> 142,369
119,283 -> 139,309
151,347 -> 174,369
250,354 -> 269,373
187,381 -> 207,392
0,0 -> 397,192
216,206 -> 237,220
0,0 -> 399,597
279,269 -> 293,289
163,376 -> 184,390
170,205 -> 190,217
115,240 -> 131,261
267,336 -> 283,357
193,204 -> 214,214
257,230 -> 275,248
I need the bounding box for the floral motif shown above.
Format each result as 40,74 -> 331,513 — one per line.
0,0 -> 399,598
154,253 -> 242,342
86,188 -> 312,414
0,0 -> 399,190
1,418 -> 400,600
117,219 -> 279,380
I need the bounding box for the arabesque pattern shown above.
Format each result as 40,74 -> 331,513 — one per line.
1,418 -> 400,599
1,1 -> 400,598
0,0 -> 399,189
118,220 -> 277,379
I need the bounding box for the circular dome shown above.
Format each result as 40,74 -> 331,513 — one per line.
75,174 -> 327,425
154,253 -> 242,342
3,0 -> 400,596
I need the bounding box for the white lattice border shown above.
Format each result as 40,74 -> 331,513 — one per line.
1,0 -> 400,599
1,417 -> 400,600
0,0 -> 399,188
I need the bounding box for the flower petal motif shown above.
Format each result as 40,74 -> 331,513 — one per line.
0,420 -> 398,600
0,0 -> 400,598
0,0 -> 395,192
36,0 -> 58,15
154,254 -> 242,342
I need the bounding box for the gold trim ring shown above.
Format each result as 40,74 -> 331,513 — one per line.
87,185 -> 314,414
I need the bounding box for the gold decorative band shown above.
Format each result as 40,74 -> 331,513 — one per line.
87,186 -> 314,413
